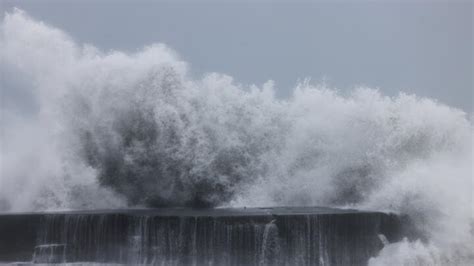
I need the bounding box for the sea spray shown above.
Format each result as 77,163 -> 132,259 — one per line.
1,9 -> 472,265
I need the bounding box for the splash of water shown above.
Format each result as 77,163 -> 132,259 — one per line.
1,9 -> 472,265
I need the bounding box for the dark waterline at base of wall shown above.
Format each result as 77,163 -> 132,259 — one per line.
0,207 -> 410,265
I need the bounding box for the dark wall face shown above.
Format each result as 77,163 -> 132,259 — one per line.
0,208 -> 409,265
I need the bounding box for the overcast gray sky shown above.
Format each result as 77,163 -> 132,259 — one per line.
1,0 -> 473,112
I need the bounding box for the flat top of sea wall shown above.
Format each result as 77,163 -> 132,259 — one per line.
0,206 -> 388,217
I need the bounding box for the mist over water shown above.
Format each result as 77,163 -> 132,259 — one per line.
0,9 -> 472,265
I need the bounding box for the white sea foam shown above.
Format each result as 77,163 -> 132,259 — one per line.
1,9 -> 472,265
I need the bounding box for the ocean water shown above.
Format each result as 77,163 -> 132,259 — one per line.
0,9 -> 472,265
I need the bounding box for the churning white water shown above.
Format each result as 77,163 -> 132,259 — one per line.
0,9 -> 472,265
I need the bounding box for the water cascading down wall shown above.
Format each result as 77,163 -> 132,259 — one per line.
0,207 -> 407,265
